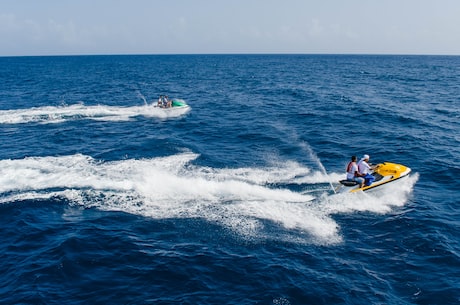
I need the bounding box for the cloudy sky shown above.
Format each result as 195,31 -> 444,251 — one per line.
1,0 -> 459,56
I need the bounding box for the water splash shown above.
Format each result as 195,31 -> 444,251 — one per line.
0,153 -> 417,245
0,153 -> 337,243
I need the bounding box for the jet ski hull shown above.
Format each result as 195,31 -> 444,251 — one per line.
171,99 -> 187,107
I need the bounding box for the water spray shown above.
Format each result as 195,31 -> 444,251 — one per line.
272,123 -> 337,194
136,91 -> 148,105
299,141 -> 336,194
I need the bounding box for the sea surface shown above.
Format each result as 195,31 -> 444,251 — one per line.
0,54 -> 459,304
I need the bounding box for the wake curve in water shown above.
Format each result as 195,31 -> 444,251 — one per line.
0,153 -> 417,244
0,102 -> 191,124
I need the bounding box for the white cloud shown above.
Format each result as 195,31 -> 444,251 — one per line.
308,19 -> 324,37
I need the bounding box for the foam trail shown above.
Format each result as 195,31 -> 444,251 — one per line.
0,153 -> 417,244
0,153 -> 343,243
0,102 -> 190,124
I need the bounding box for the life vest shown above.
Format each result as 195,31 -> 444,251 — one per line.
347,162 -> 358,177
346,162 -> 353,173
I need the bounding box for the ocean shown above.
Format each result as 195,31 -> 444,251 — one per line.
0,54 -> 459,304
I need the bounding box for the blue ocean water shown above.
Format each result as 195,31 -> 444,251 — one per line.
0,54 -> 459,304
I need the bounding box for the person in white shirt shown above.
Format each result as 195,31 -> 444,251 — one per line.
157,95 -> 163,107
358,154 -> 371,175
358,154 -> 377,186
346,155 -> 365,187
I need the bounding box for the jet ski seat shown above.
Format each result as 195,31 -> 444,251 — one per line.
339,180 -> 358,186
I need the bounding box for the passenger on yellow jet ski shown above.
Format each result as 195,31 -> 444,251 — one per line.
346,156 -> 365,188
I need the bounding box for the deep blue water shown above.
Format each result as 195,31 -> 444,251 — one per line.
0,54 -> 459,304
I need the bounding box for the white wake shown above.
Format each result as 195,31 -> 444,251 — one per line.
0,153 -> 418,245
0,102 -> 190,124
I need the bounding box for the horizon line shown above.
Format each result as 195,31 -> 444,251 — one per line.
1,52 -> 459,58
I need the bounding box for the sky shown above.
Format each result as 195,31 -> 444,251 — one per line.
1,0 -> 460,56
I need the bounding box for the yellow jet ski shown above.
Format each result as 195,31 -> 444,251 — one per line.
336,162 -> 411,193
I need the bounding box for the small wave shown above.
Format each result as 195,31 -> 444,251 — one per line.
434,107 -> 460,118
0,102 -> 190,124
